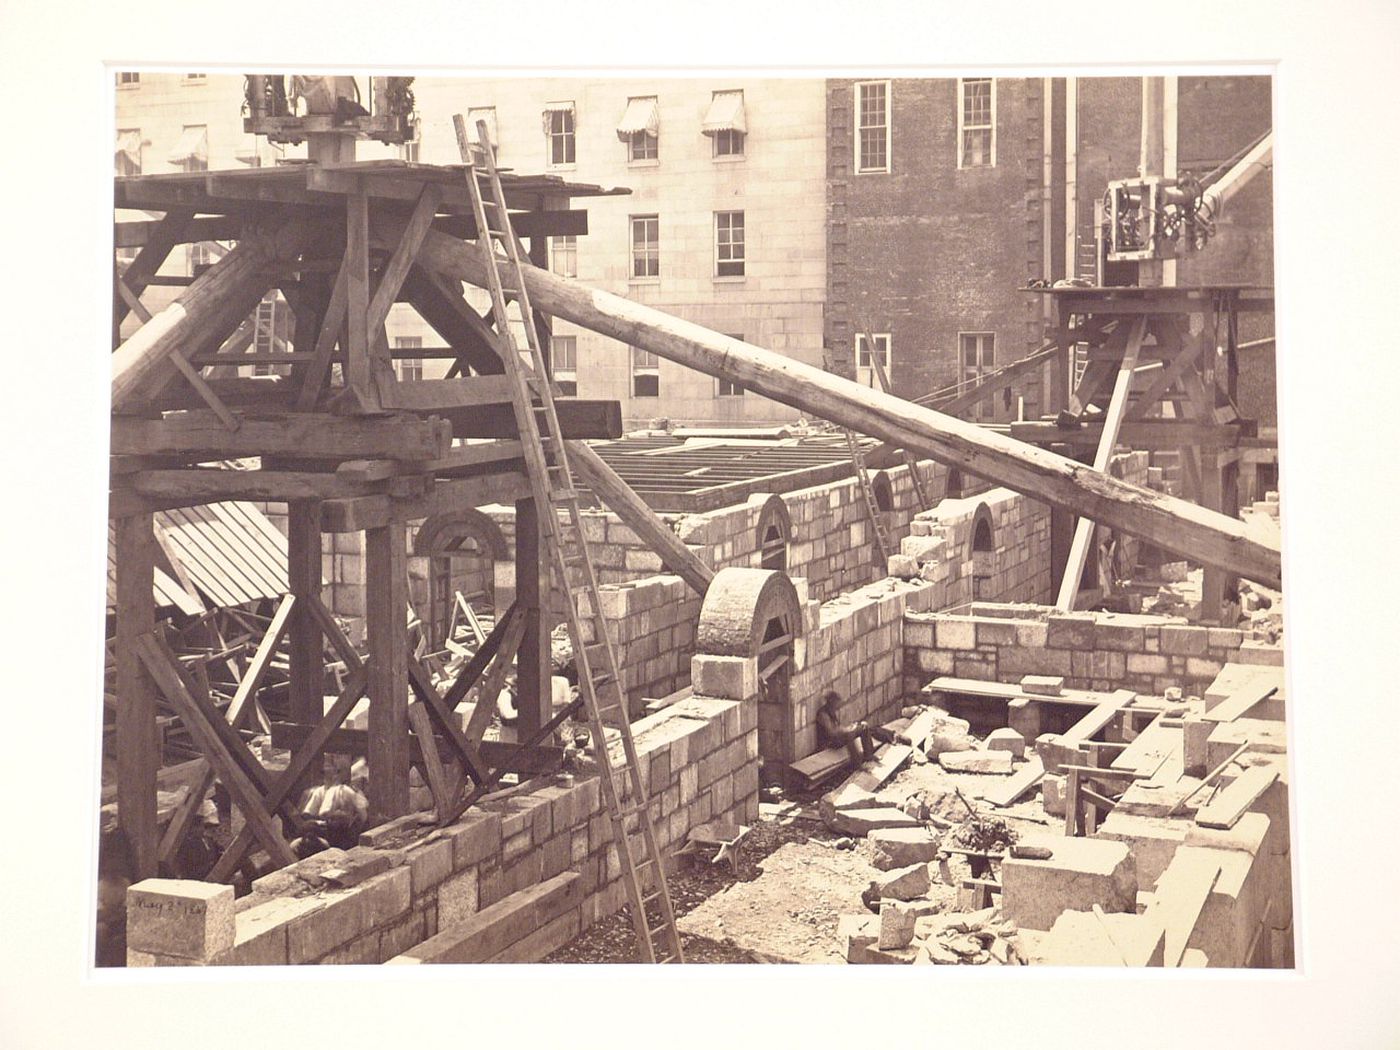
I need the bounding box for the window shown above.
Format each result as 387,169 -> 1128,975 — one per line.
718,336 -> 746,396
631,346 -> 659,398
715,211 -> 745,278
959,332 -> 996,419
115,129 -> 142,177
855,333 -> 891,387
184,73 -> 207,82
855,81 -> 890,173
617,96 -> 659,162
401,118 -> 420,163
630,215 -> 659,279
395,336 -> 423,382
466,107 -> 497,148
550,235 -> 577,278
117,72 -> 140,86
702,90 -> 746,157
553,335 -> 578,396
543,102 -> 576,166
958,78 -> 995,168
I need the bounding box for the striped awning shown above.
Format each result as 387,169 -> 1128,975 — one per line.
702,91 -> 746,136
115,129 -> 142,163
167,125 -> 208,165
616,96 -> 659,141
541,101 -> 575,135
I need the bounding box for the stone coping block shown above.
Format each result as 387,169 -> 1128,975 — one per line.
1001,836 -> 1137,932
127,879 -> 235,961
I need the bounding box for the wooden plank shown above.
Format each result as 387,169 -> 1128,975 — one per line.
402,872 -> 582,963
379,375 -> 516,412
462,611 -> 528,745
112,411 -> 452,461
114,208 -> 194,337
410,226 -> 1281,588
157,760 -> 216,869
366,184 -> 442,336
226,593 -> 295,730
406,701 -> 454,815
365,523 -> 410,819
401,266 -> 503,378
1195,766 -> 1279,830
1008,420 -> 1245,450
286,501 -> 325,725
118,468 -> 394,507
343,189 -> 376,408
335,440 -> 523,483
318,471 -> 532,533
1110,717 -> 1178,776
208,665 -> 369,883
269,721 -> 564,776
116,215 -> 242,250
115,512 -> 160,879
1202,681 -> 1278,724
294,258 -> 351,410
1167,742 -> 1251,816
1156,858 -> 1222,967
135,633 -> 297,867
1062,690 -> 1137,743
567,441 -> 714,596
1057,317 -> 1147,610
980,756 -> 1045,808
407,657 -> 487,788
439,400 -> 623,441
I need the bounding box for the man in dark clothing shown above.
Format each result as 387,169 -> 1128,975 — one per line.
815,691 -> 878,769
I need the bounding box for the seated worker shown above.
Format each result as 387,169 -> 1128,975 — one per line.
815,691 -> 878,768
295,753 -> 369,853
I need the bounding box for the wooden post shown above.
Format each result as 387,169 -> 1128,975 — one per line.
514,497 -> 551,740
365,523 -> 410,819
114,513 -> 160,880
344,190 -> 375,407
526,229 -> 552,371
1138,76 -> 1167,288
287,500 -> 324,725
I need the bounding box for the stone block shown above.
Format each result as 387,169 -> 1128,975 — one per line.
127,879 -> 235,962
985,727 -> 1026,759
868,827 -> 941,870
939,750 -> 1012,774
1034,734 -> 1085,775
690,654 -> 759,702
1007,698 -> 1043,742
829,806 -> 923,836
874,862 -> 932,902
404,836 -> 455,895
1095,811 -> 1190,890
1021,675 -> 1064,696
437,868 -> 480,930
878,901 -> 917,950
446,811 -> 502,869
1046,613 -> 1097,650
1160,625 -> 1209,656
1000,836 -> 1138,931
934,618 -> 977,650
212,895 -> 325,966
1014,620 -> 1050,648
1041,774 -> 1066,818
286,867 -> 411,965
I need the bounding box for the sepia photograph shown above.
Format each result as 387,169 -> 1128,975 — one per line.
3,0 -> 1400,1046
100,69 -> 1286,970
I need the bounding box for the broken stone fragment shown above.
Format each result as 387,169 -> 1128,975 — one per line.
878,901 -> 918,950
924,719 -> 976,758
876,861 -> 932,902
938,750 -> 1013,774
828,806 -> 922,836
869,827 -> 942,870
985,727 -> 1027,759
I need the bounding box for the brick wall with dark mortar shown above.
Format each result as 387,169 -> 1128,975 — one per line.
827,77 -> 1048,418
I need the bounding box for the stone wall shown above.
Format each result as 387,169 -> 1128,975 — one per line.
598,574 -> 702,713
902,602 -> 1282,699
126,693 -> 758,966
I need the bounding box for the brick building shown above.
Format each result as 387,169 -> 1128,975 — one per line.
825,75 -> 1275,424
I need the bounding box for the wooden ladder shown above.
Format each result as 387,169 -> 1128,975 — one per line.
824,347 -> 892,565
863,330 -> 932,510
454,116 -> 684,965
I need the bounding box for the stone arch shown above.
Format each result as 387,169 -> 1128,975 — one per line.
968,501 -> 996,599
754,494 -> 792,572
872,469 -> 894,514
696,566 -> 804,769
946,466 -> 964,499
412,510 -> 508,647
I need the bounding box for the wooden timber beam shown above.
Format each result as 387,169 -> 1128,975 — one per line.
269,722 -> 564,776
115,215 -> 243,250
112,225 -> 307,410
567,441 -> 714,596
1008,419 -> 1248,450
929,344 -> 1059,416
320,471 -> 533,533
412,229 -> 1281,588
111,468 -> 428,515
113,208 -> 194,339
111,411 -> 453,461
439,400 -> 622,441
400,266 -> 503,376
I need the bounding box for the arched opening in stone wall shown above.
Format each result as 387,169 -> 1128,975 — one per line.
969,502 -> 996,600
946,466 -> 964,499
411,510 -> 508,650
872,470 -> 894,513
755,495 -> 791,572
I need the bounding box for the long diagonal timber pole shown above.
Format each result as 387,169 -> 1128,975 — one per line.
405,226 -> 1280,589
